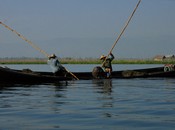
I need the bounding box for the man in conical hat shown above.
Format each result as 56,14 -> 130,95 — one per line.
100,52 -> 114,78
47,54 -> 66,76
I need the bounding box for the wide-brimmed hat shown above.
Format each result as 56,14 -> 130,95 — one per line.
49,54 -> 56,58
100,55 -> 106,60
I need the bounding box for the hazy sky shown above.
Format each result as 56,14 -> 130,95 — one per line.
0,0 -> 175,58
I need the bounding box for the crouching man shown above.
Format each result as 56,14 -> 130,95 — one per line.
47,54 -> 67,76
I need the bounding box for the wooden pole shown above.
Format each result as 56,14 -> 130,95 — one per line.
0,21 -> 79,80
102,0 -> 142,66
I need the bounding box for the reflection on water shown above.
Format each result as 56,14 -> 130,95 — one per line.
92,79 -> 114,119
0,79 -> 175,130
92,79 -> 112,94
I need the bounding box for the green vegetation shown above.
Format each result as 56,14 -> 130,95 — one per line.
1,58 -> 175,64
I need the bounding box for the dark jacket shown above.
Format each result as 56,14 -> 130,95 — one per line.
102,53 -> 114,70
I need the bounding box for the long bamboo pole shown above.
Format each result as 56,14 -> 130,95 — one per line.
0,21 -> 79,80
102,0 -> 142,66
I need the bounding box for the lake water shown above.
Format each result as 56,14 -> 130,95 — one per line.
0,64 -> 175,130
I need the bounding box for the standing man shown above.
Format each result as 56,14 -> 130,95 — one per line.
100,52 -> 115,78
47,54 -> 67,76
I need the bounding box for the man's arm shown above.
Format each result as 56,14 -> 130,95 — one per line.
110,53 -> 114,61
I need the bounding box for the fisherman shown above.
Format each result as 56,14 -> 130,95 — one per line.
47,54 -> 67,76
100,52 -> 114,78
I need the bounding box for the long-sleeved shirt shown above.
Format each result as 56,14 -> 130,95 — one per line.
47,57 -> 64,73
102,53 -> 114,70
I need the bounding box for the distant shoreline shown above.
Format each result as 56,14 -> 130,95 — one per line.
0,58 -> 175,64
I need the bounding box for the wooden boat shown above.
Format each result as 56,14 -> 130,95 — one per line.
70,64 -> 175,79
0,64 -> 175,84
0,66 -> 72,84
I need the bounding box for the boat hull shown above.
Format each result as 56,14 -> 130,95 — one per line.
70,66 -> 175,79
0,65 -> 175,84
0,67 -> 71,84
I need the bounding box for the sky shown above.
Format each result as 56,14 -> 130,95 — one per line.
0,0 -> 175,59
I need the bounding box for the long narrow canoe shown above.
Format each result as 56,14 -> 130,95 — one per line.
0,64 -> 175,84
70,64 -> 175,79
0,66 -> 71,84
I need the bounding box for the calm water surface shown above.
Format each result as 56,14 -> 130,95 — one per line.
0,64 -> 175,130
